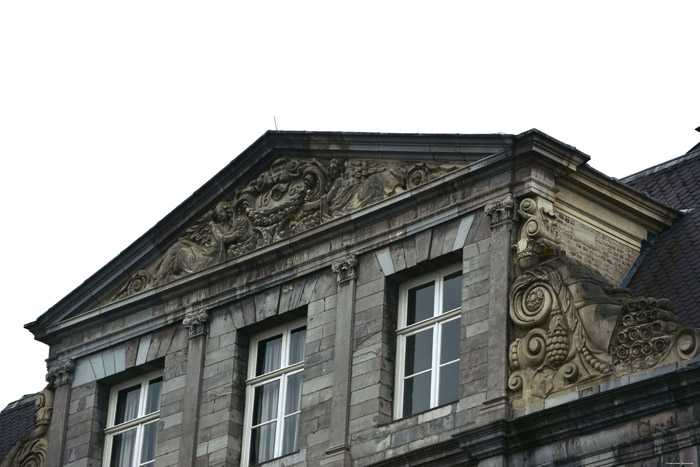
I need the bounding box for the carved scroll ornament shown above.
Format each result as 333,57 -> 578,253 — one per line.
508,257 -> 616,400
0,378 -> 54,467
513,197 -> 563,270
508,198 -> 700,404
112,158 -> 460,301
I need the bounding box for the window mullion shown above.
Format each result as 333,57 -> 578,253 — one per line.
432,322 -> 440,408
275,364 -> 287,457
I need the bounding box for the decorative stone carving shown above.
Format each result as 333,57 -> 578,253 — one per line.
332,254 -> 358,283
0,378 -> 54,467
513,197 -> 563,270
112,158 -> 461,301
609,297 -> 700,376
47,358 -> 75,387
508,257 -> 616,400
484,194 -> 515,226
183,308 -> 209,338
508,256 -> 700,406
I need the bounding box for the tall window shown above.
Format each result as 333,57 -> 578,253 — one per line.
103,372 -> 163,467
395,265 -> 462,418
242,320 -> 306,466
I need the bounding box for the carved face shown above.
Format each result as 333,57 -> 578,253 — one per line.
215,202 -> 232,222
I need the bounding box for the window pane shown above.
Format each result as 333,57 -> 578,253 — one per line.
145,378 -> 163,415
251,422 -> 276,465
438,361 -> 460,406
407,281 -> 435,325
404,328 -> 433,376
442,272 -> 462,313
256,334 -> 283,376
140,421 -> 158,464
253,381 -> 280,425
403,371 -> 431,416
440,318 -> 461,364
282,413 -> 301,455
289,327 -> 306,365
110,427 -> 137,467
115,385 -> 141,425
285,372 -> 303,415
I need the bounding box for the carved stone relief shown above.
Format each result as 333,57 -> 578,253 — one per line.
508,197 -> 700,405
47,358 -> 75,387
183,308 -> 209,338
332,254 -> 358,283
111,158 -> 461,301
0,378 -> 54,467
485,193 -> 515,226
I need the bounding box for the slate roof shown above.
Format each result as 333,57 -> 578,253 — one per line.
622,145 -> 700,327
0,394 -> 37,463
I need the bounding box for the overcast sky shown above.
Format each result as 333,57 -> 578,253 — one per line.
1,1 -> 698,409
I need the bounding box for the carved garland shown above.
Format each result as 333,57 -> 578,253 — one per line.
111,159 -> 461,301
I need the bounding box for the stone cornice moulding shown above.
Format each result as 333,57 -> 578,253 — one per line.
33,153 -> 516,343
31,130 -> 655,341
29,133 -> 517,333
560,167 -> 680,232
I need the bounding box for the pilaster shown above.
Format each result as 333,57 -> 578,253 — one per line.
179,308 -> 208,467
323,254 -> 358,466
46,358 -> 74,467
481,195 -> 515,421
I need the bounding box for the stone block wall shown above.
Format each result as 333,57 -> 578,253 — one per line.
346,213 -> 497,465
63,381 -> 107,467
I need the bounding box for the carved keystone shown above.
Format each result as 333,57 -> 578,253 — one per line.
332,254 -> 358,283
183,308 -> 209,338
47,359 -> 75,387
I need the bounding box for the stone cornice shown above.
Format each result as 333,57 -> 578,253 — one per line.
31,152 -> 512,343
372,364 -> 700,466
560,166 -> 679,232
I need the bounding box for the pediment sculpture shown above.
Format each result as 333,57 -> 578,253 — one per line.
507,197 -> 700,404
112,158 -> 462,301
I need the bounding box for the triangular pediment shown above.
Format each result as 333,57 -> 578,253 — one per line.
109,157 -> 466,302
29,131 -> 515,336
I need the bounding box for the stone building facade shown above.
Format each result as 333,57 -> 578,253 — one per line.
4,130 -> 700,466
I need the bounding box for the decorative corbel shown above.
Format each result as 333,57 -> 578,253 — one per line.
47,358 -> 75,387
332,254 -> 358,283
484,193 -> 515,227
183,308 -> 209,338
513,196 -> 563,269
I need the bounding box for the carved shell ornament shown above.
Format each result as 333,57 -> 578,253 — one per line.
110,158 -> 462,302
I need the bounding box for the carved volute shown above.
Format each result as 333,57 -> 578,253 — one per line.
110,158 -> 462,302
508,196 -> 700,407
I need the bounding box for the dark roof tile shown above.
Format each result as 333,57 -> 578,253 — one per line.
0,394 -> 37,463
623,150 -> 700,327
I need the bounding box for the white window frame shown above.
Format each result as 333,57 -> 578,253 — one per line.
241,319 -> 306,466
394,264 -> 462,419
102,370 -> 163,467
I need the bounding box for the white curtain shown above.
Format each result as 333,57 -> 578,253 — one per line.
111,428 -> 136,467
258,336 -> 282,375
252,381 -> 279,463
